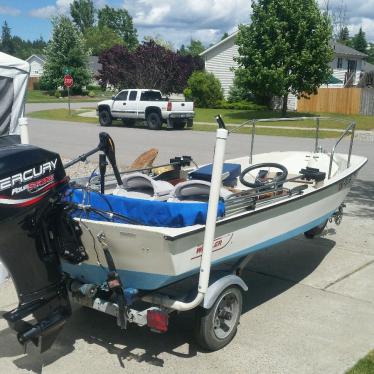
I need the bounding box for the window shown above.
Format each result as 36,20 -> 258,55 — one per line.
129,91 -> 137,101
116,91 -> 128,101
347,60 -> 357,72
337,58 -> 343,69
140,91 -> 162,101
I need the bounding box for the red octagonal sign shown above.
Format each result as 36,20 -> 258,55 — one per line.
64,74 -> 74,88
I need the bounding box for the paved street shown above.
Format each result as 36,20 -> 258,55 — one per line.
0,114 -> 373,373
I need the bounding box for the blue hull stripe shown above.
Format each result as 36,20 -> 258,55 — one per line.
61,211 -> 334,290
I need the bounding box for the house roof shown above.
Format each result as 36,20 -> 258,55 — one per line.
331,41 -> 367,58
26,54 -> 46,63
200,30 -> 239,57
200,32 -> 368,59
363,61 -> 374,72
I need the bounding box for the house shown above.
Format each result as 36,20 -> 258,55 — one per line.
26,54 -> 46,77
200,31 -> 369,109
25,55 -> 102,89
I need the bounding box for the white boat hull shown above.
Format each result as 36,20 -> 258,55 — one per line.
62,151 -> 366,290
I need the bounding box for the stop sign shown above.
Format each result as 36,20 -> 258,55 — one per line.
64,74 -> 74,88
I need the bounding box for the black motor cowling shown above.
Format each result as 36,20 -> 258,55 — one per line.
0,143 -> 72,352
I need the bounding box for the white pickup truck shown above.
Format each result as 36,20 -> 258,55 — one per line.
97,89 -> 194,130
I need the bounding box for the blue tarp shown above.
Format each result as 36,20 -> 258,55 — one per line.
66,189 -> 225,228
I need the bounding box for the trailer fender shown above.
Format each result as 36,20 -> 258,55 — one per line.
203,274 -> 248,310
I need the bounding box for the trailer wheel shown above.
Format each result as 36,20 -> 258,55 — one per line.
194,286 -> 242,351
99,109 -> 112,127
304,219 -> 328,239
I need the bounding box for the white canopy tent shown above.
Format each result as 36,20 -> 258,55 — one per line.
0,52 -> 30,137
0,52 -> 29,284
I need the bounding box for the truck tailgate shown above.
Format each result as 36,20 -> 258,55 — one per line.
170,101 -> 194,112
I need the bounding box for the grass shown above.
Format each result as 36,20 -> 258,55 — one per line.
26,90 -> 112,103
28,108 -> 97,123
194,108 -> 374,131
29,108 -> 345,138
346,351 -> 374,374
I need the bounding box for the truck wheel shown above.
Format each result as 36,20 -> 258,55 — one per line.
99,109 -> 112,127
304,219 -> 328,239
194,286 -> 242,351
122,119 -> 135,127
146,112 -> 162,130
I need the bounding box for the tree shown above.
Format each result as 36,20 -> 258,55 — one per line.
338,26 -> 350,44
184,71 -> 223,108
185,39 -> 205,56
84,26 -> 124,55
367,43 -> 374,64
98,41 -> 204,94
0,21 -> 15,55
98,6 -> 138,50
40,16 -> 91,92
352,28 -> 367,54
70,0 -> 95,34
221,32 -> 229,40
236,0 -> 333,114
143,35 -> 174,51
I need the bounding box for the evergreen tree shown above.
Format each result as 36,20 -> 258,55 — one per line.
221,32 -> 229,40
338,26 -> 350,44
352,28 -> 367,53
40,17 -> 91,92
236,0 -> 333,114
0,21 -> 15,55
70,0 -> 95,34
98,6 -> 138,50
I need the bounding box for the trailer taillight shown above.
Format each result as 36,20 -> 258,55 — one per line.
147,309 -> 169,333
167,101 -> 172,111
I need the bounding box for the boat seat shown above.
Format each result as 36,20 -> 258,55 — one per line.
113,172 -> 174,200
168,180 -> 233,202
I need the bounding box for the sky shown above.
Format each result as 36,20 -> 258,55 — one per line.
0,0 -> 373,49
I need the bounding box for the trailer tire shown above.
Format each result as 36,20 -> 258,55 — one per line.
194,286 -> 242,351
304,219 -> 328,239
146,112 -> 162,130
99,109 -> 112,127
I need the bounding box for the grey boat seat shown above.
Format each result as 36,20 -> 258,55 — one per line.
168,180 -> 233,202
113,172 -> 174,201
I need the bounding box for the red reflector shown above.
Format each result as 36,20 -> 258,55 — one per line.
167,101 -> 172,111
147,309 -> 168,333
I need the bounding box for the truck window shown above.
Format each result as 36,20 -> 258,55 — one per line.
129,91 -> 137,101
116,91 -> 128,100
140,91 -> 162,101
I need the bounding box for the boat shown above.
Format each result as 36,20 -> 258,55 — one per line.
0,116 -> 367,353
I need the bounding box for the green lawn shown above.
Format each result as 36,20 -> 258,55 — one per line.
28,108 -> 97,123
194,108 -> 374,131
29,108 -> 344,138
346,351 -> 374,374
27,90 -> 112,103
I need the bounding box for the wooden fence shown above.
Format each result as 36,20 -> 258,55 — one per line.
297,88 -> 362,115
360,88 -> 374,115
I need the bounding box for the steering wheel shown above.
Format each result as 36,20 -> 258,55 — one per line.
240,163 -> 288,188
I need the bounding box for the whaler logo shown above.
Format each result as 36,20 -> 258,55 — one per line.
0,159 -> 58,194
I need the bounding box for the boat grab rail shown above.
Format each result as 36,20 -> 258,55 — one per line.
228,116 -> 355,168
328,121 -> 356,179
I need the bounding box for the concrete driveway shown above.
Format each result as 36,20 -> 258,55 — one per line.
0,117 -> 373,373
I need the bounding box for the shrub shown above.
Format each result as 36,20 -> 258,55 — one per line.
54,90 -> 61,98
88,90 -> 96,98
184,71 -> 223,108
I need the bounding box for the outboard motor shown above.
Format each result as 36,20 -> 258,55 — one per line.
0,143 -> 73,352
